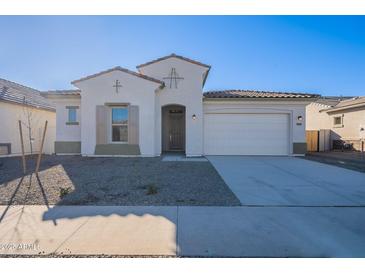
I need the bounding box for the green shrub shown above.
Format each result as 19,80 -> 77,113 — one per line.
146,184 -> 158,195
59,187 -> 72,198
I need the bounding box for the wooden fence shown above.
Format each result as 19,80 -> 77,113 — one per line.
306,130 -> 319,152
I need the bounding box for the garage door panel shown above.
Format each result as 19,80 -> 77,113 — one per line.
204,113 -> 289,155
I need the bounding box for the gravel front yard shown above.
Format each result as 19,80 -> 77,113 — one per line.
0,155 -> 240,206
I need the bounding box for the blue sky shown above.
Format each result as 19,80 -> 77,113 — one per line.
0,16 -> 364,95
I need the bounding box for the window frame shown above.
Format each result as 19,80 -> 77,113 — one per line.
111,106 -> 129,143
66,106 -> 79,125
333,115 -> 343,128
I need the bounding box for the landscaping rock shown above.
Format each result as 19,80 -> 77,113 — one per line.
0,155 -> 240,206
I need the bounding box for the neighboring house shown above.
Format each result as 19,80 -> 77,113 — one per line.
306,96 -> 365,151
45,53 -> 318,157
306,97 -> 350,131
0,78 -> 56,156
323,97 -> 365,151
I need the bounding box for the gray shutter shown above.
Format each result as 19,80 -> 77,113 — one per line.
96,105 -> 108,144
128,105 -> 139,145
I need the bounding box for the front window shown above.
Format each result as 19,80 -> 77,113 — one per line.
112,107 -> 128,142
68,108 -> 77,122
333,116 -> 343,127
66,106 -> 78,125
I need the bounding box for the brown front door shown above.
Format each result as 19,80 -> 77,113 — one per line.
162,105 -> 186,152
168,110 -> 185,150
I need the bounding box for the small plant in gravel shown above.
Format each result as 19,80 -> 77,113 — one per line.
146,184 -> 158,195
59,187 -> 72,198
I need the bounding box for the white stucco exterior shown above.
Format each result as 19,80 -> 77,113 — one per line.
73,69 -> 161,156
139,57 -> 207,156
52,98 -> 81,142
0,101 -> 56,156
48,54 -> 315,156
306,102 -> 332,131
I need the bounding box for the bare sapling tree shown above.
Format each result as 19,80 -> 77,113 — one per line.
21,96 -> 41,156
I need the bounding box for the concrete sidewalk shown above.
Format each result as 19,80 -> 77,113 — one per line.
178,206 -> 365,257
1,205 -> 365,257
0,206 -> 177,256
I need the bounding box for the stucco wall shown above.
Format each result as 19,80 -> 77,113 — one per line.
203,100 -> 309,154
327,108 -> 365,139
73,70 -> 160,156
306,102 -> 365,150
51,98 -> 81,142
327,107 -> 365,150
305,102 -> 331,130
0,101 -> 56,155
139,57 -> 208,156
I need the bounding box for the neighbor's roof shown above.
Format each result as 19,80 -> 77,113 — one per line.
71,66 -> 164,86
203,90 -> 320,99
324,96 -> 365,113
44,89 -> 81,96
0,78 -> 55,111
314,96 -> 355,107
136,53 -> 211,69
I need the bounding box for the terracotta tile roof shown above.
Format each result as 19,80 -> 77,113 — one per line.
324,96 -> 365,112
136,53 -> 211,69
203,90 -> 320,99
0,78 -> 55,111
314,96 -> 355,107
71,66 -> 164,86
44,89 -> 81,96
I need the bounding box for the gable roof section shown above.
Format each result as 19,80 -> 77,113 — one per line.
0,78 -> 55,111
136,53 -> 211,70
314,96 -> 355,107
324,96 -> 365,113
71,66 -> 164,86
203,90 -> 319,99
43,89 -> 81,98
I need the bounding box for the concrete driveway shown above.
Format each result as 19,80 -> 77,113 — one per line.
207,156 -> 365,206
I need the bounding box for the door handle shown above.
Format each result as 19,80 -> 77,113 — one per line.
169,134 -> 172,142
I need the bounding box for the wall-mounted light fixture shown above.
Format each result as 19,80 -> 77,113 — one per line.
296,115 -> 303,126
192,114 -> 197,120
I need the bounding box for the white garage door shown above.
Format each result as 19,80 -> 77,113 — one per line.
204,113 -> 290,155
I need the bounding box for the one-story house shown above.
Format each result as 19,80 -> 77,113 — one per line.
0,78 -> 56,156
45,54 -> 318,157
306,96 -> 365,151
